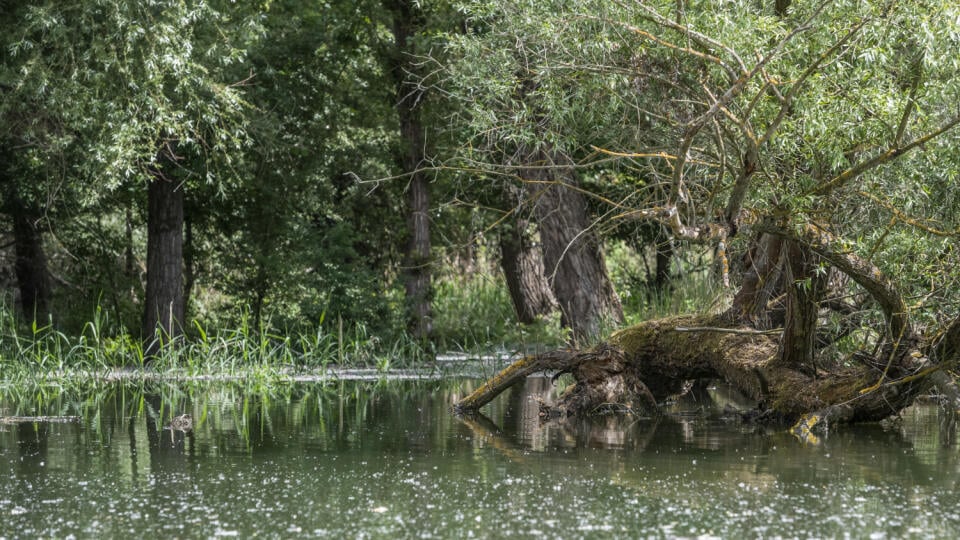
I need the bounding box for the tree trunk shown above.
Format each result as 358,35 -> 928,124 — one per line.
124,204 -> 136,278
729,232 -> 789,329
403,168 -> 432,340
653,236 -> 673,291
457,313 -> 935,428
11,204 -> 52,322
250,260 -> 269,334
774,0 -> 791,18
499,218 -> 556,324
526,149 -> 623,345
183,213 -> 196,319
388,0 -> 432,341
142,173 -> 185,356
779,241 -> 826,371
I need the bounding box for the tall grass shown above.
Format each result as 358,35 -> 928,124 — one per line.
606,241 -> 727,325
0,301 -> 433,385
431,270 -> 565,355
0,242 -> 725,385
430,242 -> 726,354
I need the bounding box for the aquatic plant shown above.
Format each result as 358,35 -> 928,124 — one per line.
0,300 -> 436,385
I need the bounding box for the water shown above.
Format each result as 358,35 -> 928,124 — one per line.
2,376 -> 959,538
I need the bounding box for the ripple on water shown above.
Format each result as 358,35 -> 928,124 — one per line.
2,382 -> 960,538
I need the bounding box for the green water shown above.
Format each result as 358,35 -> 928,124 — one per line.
1,376 -> 959,539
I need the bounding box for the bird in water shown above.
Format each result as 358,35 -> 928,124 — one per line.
165,414 -> 193,432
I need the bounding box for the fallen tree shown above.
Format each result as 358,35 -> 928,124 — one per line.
449,2 -> 960,434
456,228 -> 960,433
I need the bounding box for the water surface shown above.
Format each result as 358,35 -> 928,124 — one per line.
1,377 -> 958,538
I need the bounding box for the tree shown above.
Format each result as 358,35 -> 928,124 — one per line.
143,155 -> 186,351
0,146 -> 53,322
203,0 -> 410,336
2,1 -> 256,353
498,214 -> 557,325
0,1 -> 67,323
454,0 -> 960,430
386,0 -> 435,341
441,0 -> 633,343
524,148 -> 623,344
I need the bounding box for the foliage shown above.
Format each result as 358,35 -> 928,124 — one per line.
440,0 -> 960,341
0,298 -> 433,385
431,264 -> 566,353
2,0 -> 960,371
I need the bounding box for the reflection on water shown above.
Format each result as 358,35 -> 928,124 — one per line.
1,376 -> 959,538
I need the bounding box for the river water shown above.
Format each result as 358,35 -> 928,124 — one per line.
1,375 -> 958,538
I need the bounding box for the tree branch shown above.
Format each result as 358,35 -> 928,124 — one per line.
758,15 -> 871,147
813,115 -> 960,196
454,350 -> 580,412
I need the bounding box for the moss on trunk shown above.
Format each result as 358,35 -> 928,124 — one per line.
456,313 -> 940,430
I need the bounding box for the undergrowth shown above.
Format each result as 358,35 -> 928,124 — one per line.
0,244 -> 722,385
431,270 -> 566,355
0,304 -> 433,385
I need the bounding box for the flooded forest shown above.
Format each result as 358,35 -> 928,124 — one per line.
2,1 -> 960,537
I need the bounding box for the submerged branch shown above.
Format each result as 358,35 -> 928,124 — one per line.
454,350 -> 579,413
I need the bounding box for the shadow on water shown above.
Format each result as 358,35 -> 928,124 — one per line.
16,421 -> 49,474
1,375 -> 960,537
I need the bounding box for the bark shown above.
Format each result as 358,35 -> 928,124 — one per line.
526,149 -> 623,345
761,222 -> 910,340
934,314 -> 960,366
142,172 -> 185,356
779,241 -> 825,371
183,214 -> 196,317
388,0 -> 432,341
1,146 -> 52,321
774,0 -> 791,18
124,205 -> 136,278
653,238 -> 674,291
457,314 -> 933,427
499,218 -> 557,324
729,232 -> 789,329
250,261 -> 269,333
11,204 -> 52,322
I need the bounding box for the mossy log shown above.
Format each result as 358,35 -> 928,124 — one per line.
455,226 -> 960,431
455,313 -> 942,429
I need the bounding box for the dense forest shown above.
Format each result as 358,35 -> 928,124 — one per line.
2,0 -> 959,419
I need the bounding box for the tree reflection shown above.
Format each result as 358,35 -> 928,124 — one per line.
16,421 -> 49,473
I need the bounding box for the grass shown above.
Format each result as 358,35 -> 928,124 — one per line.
429,243 -> 724,353
607,241 -> 728,325
0,242 -> 723,386
0,303 -> 435,387
431,270 -> 566,355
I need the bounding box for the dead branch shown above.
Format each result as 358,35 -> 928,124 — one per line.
454,350 -> 579,412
